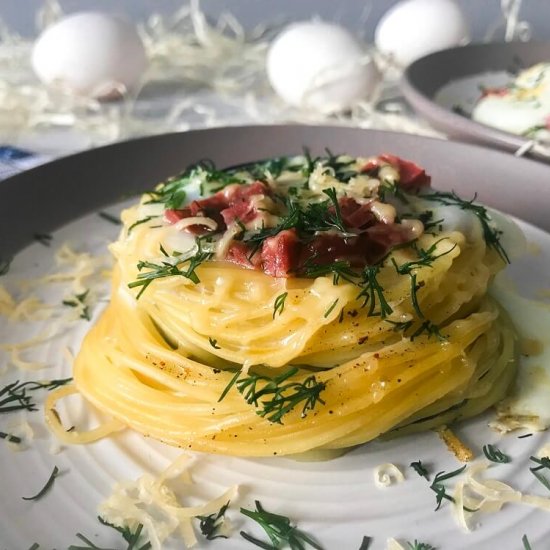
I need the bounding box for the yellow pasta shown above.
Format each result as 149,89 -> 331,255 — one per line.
49,152 -> 517,457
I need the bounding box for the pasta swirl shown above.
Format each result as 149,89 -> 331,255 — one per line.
56,152 -> 517,457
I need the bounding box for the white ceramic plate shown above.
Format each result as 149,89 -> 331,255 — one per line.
1,127 -> 550,550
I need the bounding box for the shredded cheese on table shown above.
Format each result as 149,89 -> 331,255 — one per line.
98,454 -> 238,549
452,461 -> 550,531
386,538 -> 406,550
374,463 -> 405,488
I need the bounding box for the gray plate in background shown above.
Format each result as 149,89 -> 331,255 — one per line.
401,41 -> 550,158
1,124 -> 550,266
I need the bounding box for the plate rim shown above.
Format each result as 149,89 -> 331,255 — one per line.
2,124 -> 550,261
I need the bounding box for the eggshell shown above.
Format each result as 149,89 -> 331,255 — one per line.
266,21 -> 379,113
375,0 -> 469,67
32,12 -> 147,98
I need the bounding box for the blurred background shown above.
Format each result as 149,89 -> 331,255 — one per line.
0,0 -> 548,172
3,0 -> 550,40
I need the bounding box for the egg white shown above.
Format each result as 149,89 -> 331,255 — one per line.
472,63 -> 550,139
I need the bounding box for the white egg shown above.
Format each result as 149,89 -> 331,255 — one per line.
266,21 -> 380,113
32,12 -> 147,98
375,0 -> 470,67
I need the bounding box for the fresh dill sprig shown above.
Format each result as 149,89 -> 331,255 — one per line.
324,298 -> 339,318
322,149 -> 357,182
219,367 -> 326,424
529,455 -> 550,491
244,187 -> 354,247
407,540 -> 436,550
98,211 -> 122,225
197,501 -> 230,540
147,159 -> 246,207
240,500 -> 323,550
401,211 -> 443,233
410,320 -> 447,342
62,290 -> 91,320
70,523 -> 151,550
0,380 -> 38,413
386,319 -> 414,333
378,178 -> 409,204
0,378 -> 72,414
248,156 -> 294,180
33,233 -> 53,246
356,264 -> 393,318
301,259 -> 357,285
410,460 -> 430,480
430,465 -> 467,510
209,337 -> 221,349
322,187 -> 346,233
421,191 -> 510,263
391,239 -> 456,320
98,517 -> 152,550
128,244 -> 213,299
273,292 -> 288,319
301,147 -> 315,179
358,536 -> 373,550
24,378 -> 73,391
522,124 -> 546,138
127,215 -> 160,234
0,431 -> 21,443
146,171 -> 189,209
22,465 -> 59,501
0,258 -> 11,276
482,444 -> 511,463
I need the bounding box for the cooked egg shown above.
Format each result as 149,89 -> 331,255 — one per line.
472,63 -> 550,139
32,12 -> 147,98
491,275 -> 550,430
375,0 -> 469,67
266,21 -> 380,113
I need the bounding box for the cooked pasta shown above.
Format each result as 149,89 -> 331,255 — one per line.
48,152 -> 518,457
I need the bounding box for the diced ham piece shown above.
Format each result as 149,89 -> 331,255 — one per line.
164,208 -> 187,225
261,229 -> 301,278
225,181 -> 271,201
220,182 -> 273,226
365,223 -> 417,251
360,159 -> 379,174
299,234 -> 373,268
165,181 -> 271,234
221,199 -> 257,226
378,154 -> 431,191
164,167 -> 425,279
226,241 -> 261,269
301,233 -> 371,267
480,87 -> 509,98
164,206 -> 222,235
337,197 -> 377,230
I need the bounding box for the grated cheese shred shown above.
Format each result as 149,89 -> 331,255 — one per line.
452,461 -> 550,531
374,463 -> 405,488
98,454 -> 238,549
